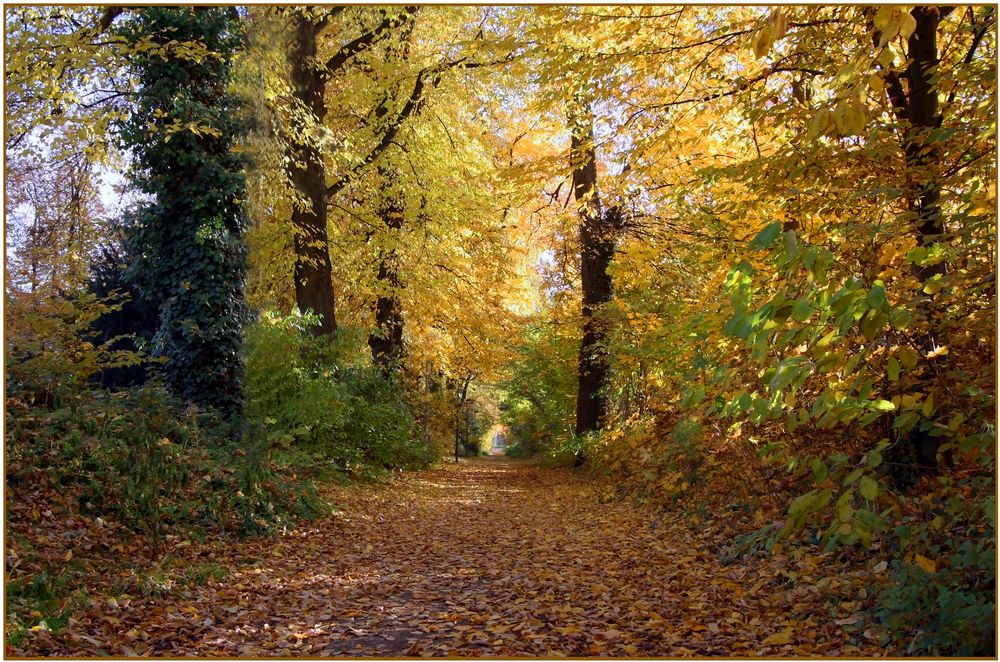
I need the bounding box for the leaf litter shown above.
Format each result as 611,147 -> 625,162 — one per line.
12,457 -> 887,657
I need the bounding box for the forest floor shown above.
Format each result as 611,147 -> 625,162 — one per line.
15,457 -> 888,657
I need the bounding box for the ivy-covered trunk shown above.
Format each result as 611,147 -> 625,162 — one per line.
121,7 -> 249,416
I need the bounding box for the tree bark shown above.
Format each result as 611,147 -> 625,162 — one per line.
421,361 -> 431,450
570,96 -> 616,439
366,15 -> 417,373
874,6 -> 956,470
903,7 -> 948,287
453,374 -> 472,462
369,195 -> 405,373
287,11 -> 336,335
875,6 -> 952,289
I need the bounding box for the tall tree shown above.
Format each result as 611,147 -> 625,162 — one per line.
367,14 -> 418,375
368,189 -> 406,373
569,94 -> 619,439
281,7 -> 417,336
286,9 -> 338,335
120,7 -> 249,415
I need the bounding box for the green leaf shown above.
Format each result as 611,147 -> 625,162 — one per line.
791,298 -> 813,323
889,307 -> 912,329
858,410 -> 882,426
836,491 -> 854,522
893,410 -> 921,433
859,475 -> 878,501
843,467 -> 864,486
906,246 -> 928,265
859,310 -> 885,340
770,361 -> 803,391
865,284 -> 890,313
811,459 -> 828,483
899,346 -> 919,370
788,490 -> 818,516
887,357 -> 900,382
750,221 -> 783,250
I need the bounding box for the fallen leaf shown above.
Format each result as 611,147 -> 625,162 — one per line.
762,629 -> 793,646
914,554 -> 936,574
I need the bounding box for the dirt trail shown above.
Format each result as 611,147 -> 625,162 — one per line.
24,457 -> 881,657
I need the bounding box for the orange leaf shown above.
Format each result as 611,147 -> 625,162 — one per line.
914,554 -> 937,574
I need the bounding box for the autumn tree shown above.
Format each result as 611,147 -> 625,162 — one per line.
4,6 -> 136,297
568,93 -> 623,439
285,8 -> 338,335
367,11 -> 418,375
253,7 -> 414,336
5,150 -> 105,294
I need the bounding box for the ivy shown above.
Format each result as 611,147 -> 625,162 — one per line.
117,8 -> 250,416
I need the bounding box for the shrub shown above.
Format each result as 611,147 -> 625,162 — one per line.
875,475 -> 996,656
543,433 -> 587,468
242,311 -> 430,474
504,442 -> 530,459
5,288 -> 149,402
338,368 -> 428,469
5,385 -> 322,542
87,219 -> 160,389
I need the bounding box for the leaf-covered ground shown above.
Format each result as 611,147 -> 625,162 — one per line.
15,457 -> 888,657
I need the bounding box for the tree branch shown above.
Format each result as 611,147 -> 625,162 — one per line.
326,53 -> 514,199
96,7 -> 123,34
324,6 -> 418,76
653,65 -> 824,109
867,13 -> 909,122
946,6 -> 994,106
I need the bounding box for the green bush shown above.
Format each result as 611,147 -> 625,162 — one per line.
543,433 -> 587,468
668,417 -> 706,484
500,324 -> 577,456
504,442 -> 530,459
242,311 -> 430,474
338,368 -> 429,469
877,557 -> 994,656
875,476 -> 995,656
5,384 -> 322,542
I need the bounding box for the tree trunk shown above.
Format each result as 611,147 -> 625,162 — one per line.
366,19 -> 416,372
287,12 -> 336,335
903,7 -> 949,288
421,362 -> 431,449
453,374 -> 472,462
368,184 -> 405,373
570,96 -> 616,439
876,6 -> 953,292
875,6 -> 956,470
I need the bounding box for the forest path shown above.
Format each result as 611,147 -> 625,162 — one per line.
32,457 -> 879,656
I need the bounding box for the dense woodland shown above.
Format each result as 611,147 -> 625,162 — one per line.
4,5 -> 996,657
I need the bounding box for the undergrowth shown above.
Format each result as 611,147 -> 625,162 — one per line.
4,385 -> 324,644
580,410 -> 996,657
